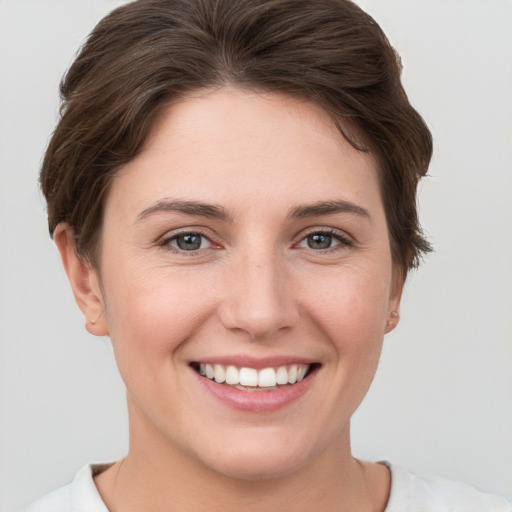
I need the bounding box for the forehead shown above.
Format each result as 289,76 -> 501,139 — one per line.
106,87 -> 382,220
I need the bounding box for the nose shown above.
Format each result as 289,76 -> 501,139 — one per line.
218,249 -> 300,340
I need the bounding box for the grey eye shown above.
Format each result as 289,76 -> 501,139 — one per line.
171,233 -> 210,251
306,233 -> 335,249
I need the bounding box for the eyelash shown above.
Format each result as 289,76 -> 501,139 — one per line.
158,228 -> 353,254
295,228 -> 354,253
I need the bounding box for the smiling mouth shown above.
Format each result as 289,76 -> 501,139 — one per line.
191,362 -> 319,391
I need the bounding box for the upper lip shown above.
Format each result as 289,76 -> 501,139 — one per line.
189,355 -> 318,369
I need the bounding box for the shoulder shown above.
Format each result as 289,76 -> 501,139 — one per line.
25,464 -> 110,512
385,463 -> 512,512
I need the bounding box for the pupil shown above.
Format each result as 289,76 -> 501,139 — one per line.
177,234 -> 201,250
308,234 -> 332,249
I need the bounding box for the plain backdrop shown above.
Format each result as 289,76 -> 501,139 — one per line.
1,1 -> 511,510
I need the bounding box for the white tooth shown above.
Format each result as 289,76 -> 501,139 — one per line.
225,365 -> 240,385
276,366 -> 289,385
214,364 -> 226,383
199,363 -> 206,376
205,364 -> 215,379
258,368 -> 277,387
297,365 -> 308,382
288,365 -> 298,384
239,367 -> 258,386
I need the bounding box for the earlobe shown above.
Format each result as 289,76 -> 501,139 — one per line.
385,269 -> 404,334
53,224 -> 109,337
385,310 -> 400,333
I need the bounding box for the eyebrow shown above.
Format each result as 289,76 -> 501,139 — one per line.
135,199 -> 231,223
135,198 -> 370,224
287,200 -> 370,220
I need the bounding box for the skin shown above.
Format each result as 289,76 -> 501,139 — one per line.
55,87 -> 402,511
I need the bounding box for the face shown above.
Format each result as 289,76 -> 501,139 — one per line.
80,88 -> 401,479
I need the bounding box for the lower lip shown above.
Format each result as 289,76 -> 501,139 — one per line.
195,369 -> 317,412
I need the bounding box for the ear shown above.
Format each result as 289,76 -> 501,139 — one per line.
384,267 -> 404,334
53,224 -> 109,336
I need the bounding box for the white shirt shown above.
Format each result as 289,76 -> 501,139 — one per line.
26,462 -> 512,511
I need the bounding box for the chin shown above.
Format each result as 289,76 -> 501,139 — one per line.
191,428 -> 321,481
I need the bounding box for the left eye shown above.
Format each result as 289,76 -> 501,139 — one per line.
168,233 -> 211,251
298,232 -> 341,250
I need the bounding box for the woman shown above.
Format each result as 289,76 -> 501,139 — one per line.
25,0 -> 511,510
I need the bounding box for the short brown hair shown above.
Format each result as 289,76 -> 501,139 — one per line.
41,0 -> 432,273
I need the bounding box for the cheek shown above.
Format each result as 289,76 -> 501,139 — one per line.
305,262 -> 391,339
101,259 -> 217,365
304,261 -> 391,391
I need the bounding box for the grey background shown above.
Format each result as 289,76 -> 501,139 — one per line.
1,1 -> 511,510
